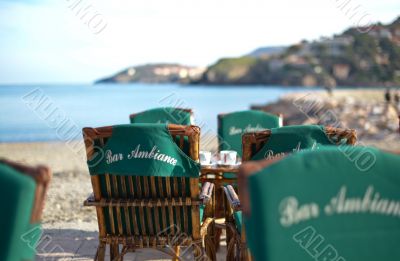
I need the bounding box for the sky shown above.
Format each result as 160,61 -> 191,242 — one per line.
0,0 -> 399,84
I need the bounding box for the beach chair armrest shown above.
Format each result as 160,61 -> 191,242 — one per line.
200,217 -> 214,238
223,185 -> 241,211
199,182 -> 214,205
83,193 -> 95,206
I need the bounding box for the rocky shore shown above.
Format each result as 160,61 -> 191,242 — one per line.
252,89 -> 400,150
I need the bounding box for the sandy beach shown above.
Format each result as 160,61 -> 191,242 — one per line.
0,89 -> 399,260
0,138 -> 220,260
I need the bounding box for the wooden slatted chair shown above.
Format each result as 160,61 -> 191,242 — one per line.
224,125 -> 357,261
0,159 -> 52,261
129,107 -> 194,125
209,110 -> 282,249
241,126 -> 357,161
217,110 -> 283,158
82,124 -> 216,261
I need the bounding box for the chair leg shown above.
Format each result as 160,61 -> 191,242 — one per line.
95,242 -> 106,261
193,242 -> 203,260
214,228 -> 222,252
205,220 -> 217,261
211,182 -> 224,251
224,192 -> 234,249
172,245 -> 180,261
119,245 -> 129,261
240,226 -> 251,261
227,230 -> 244,261
120,247 -> 124,261
110,243 -> 120,261
226,237 -> 236,261
240,244 -> 251,261
205,236 -> 217,261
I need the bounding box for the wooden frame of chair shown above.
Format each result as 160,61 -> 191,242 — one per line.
217,111 -> 283,158
212,111 -> 283,250
0,159 -> 52,224
129,108 -> 194,123
242,126 -> 357,161
224,126 -> 357,261
213,111 -> 284,183
82,124 -> 216,261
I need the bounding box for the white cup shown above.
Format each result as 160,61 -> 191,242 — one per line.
199,151 -> 212,165
220,150 -> 237,165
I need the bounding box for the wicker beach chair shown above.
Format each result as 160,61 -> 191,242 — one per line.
237,146 -> 400,261
83,124 -> 216,261
129,107 -> 194,125
0,159 -> 52,261
209,110 -> 282,248
224,125 -> 357,261
241,125 -> 357,161
217,110 -> 282,158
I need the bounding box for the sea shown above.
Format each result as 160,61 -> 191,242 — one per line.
0,83 -> 316,142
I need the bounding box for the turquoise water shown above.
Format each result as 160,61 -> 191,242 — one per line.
0,84 -> 312,142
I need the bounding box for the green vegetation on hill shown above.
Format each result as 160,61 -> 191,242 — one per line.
198,57 -> 257,84
196,16 -> 400,87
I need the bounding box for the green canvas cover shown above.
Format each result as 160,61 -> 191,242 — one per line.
251,125 -> 335,160
130,107 -> 192,125
245,146 -> 400,261
218,110 -> 280,157
88,124 -> 200,177
0,163 -> 39,261
87,123 -> 201,236
234,211 -> 243,234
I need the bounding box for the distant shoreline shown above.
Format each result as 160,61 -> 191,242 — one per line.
92,81 -> 400,90
0,82 -> 397,89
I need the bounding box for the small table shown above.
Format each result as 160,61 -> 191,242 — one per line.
200,164 -> 241,247
200,165 -> 240,182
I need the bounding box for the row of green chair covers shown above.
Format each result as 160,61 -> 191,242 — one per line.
130,108 -> 283,160
245,146 -> 400,261
0,163 -> 41,261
